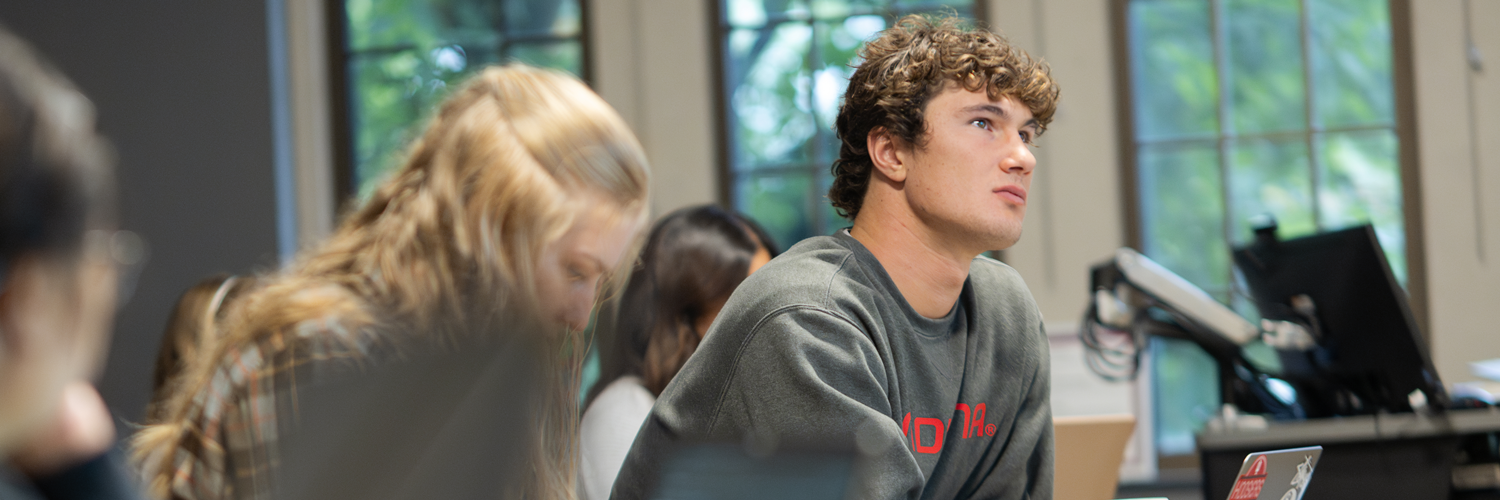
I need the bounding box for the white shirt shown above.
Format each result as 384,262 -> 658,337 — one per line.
578,375 -> 655,500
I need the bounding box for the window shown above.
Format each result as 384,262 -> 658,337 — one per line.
717,0 -> 979,247
339,0 -> 586,197
1122,0 -> 1403,456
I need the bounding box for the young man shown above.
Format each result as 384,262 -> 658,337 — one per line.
610,15 -> 1059,499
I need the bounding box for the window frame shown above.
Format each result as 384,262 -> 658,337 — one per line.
1108,0 -> 1426,462
710,1 -> 987,244
328,0 -> 593,206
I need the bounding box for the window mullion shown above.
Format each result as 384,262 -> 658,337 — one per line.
1298,0 -> 1321,232
1211,0 -> 1235,292
807,18 -> 825,236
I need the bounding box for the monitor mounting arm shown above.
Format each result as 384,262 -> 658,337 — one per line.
1082,248 -> 1306,420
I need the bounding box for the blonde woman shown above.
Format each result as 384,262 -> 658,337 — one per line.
133,64 -> 649,500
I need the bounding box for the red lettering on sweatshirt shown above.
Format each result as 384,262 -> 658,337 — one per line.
955,403 -> 990,438
902,412 -> 913,450
900,402 -> 993,454
913,418 -> 945,453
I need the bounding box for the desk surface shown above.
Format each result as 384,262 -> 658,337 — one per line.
1198,406 -> 1500,450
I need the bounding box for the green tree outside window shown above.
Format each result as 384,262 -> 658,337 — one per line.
343,0 -> 585,198
1126,0 -> 1401,456
719,0 -> 977,248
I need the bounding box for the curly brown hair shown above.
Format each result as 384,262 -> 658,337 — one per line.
829,14 -> 1060,220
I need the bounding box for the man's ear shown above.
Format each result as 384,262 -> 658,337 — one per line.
867,127 -> 909,184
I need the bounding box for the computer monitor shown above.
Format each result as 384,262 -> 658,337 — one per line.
1232,224 -> 1447,417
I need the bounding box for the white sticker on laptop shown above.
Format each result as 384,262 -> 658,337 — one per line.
1226,446 -> 1322,500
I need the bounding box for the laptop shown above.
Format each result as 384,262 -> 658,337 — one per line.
272,335 -> 545,499
1224,446 -> 1322,500
646,441 -> 858,500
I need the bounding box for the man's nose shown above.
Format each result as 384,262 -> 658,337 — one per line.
1002,140 -> 1035,174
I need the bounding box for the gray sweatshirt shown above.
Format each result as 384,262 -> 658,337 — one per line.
610,231 -> 1053,500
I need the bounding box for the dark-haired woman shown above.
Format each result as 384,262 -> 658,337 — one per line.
577,205 -> 775,500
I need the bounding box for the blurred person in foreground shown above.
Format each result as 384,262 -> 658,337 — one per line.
611,15 -> 1059,499
133,64 -> 650,500
577,205 -> 775,499
0,25 -> 144,500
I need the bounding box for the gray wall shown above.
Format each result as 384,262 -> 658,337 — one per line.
0,2 -> 281,422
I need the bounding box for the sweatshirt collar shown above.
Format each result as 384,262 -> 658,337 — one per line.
833,229 -> 968,331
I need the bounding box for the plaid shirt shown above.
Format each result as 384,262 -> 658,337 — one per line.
161,318 -> 371,500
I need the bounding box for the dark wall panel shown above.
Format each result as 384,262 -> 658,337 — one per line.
0,2 -> 280,422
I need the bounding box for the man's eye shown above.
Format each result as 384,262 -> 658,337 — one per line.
1019,130 -> 1033,144
971,119 -> 990,130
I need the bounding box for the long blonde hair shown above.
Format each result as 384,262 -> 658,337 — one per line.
133,64 -> 648,499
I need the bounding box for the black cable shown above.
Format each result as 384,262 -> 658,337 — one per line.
1078,301 -> 1145,382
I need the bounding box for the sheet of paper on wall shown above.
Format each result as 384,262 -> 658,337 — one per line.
1473,358 -> 1500,382
1047,323 -> 1157,484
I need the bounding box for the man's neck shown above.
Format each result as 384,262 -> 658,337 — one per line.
849,209 -> 976,319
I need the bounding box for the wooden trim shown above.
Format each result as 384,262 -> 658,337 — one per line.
710,0 -> 733,207
578,0 -> 593,85
288,0 -> 339,250
972,0 -> 989,30
1389,0 -> 1430,341
1110,0 -> 1142,251
325,0 -> 355,211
